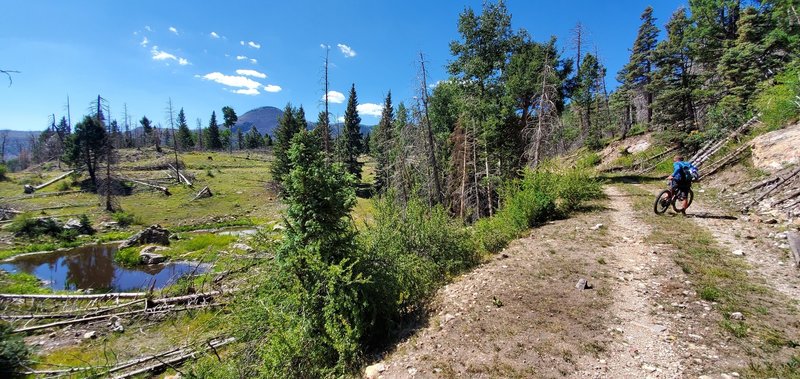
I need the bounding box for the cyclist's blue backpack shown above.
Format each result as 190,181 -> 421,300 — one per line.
678,162 -> 698,183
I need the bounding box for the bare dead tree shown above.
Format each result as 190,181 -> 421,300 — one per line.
570,23 -> 588,78
0,131 -> 7,164
417,52 -> 444,205
321,46 -> 332,155
525,55 -> 560,168
1,69 -> 19,87
166,98 -> 180,179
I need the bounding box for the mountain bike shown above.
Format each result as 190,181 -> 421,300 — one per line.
653,183 -> 694,214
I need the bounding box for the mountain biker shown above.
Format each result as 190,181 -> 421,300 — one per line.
667,155 -> 696,212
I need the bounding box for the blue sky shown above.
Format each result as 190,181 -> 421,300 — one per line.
0,0 -> 685,131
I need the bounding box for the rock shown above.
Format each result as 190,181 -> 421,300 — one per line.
164,375 -> 182,379
139,246 -> 168,264
443,313 -> 456,323
732,250 -> 745,256
590,223 -> 604,230
83,331 -> 97,339
119,225 -> 171,249
100,221 -> 119,230
232,243 -> 254,252
763,218 -> 778,224
272,224 -> 286,231
407,367 -> 418,375
576,278 -> 588,290
192,186 -> 213,201
23,184 -> 35,194
364,363 -> 386,379
63,218 -> 82,230
730,312 -> 745,320
641,363 -> 657,372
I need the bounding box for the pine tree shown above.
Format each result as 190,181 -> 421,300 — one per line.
140,116 -> 153,147
63,115 -> 108,190
339,84 -> 363,180
222,106 -> 238,153
618,6 -> 659,125
372,92 -> 394,193
575,54 -> 603,149
237,128 -> 244,150
313,111 -> 331,155
652,7 -> 697,131
271,104 -> 301,188
206,111 -> 223,150
244,125 -> 263,149
175,108 -> 194,150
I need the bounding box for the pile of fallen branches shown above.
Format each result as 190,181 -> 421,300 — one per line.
0,291 -> 223,333
689,114 -> 761,168
18,336 -> 235,378
601,146 -> 679,174
735,164 -> 800,216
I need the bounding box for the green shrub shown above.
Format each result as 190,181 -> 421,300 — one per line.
56,180 -> 71,191
576,152 -> 601,169
755,65 -> 800,130
0,321 -> 30,377
0,164 -> 7,181
113,246 -> 141,267
112,211 -> 138,227
8,214 -> 63,239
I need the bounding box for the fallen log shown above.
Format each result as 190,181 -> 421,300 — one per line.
168,164 -> 193,186
746,165 -> 800,209
192,186 -> 213,201
150,291 -> 220,305
110,337 -> 235,379
693,114 -> 760,167
32,170 -> 75,191
126,178 -> 171,195
773,188 -> 800,207
0,292 -> 147,300
789,231 -> 800,268
701,143 -> 752,178
1,299 -> 146,320
741,176 -> 782,194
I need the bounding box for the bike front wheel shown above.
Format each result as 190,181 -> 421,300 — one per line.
654,189 -> 671,214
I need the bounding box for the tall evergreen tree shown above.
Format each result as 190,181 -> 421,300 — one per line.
222,106 -> 238,153
271,104 -> 301,188
372,92 -> 394,193
206,111 -> 223,150
175,108 -> 194,150
314,111 -> 331,155
339,84 -> 364,180
575,54 -> 603,149
244,125 -> 263,149
140,116 -> 153,147
618,6 -> 659,125
652,7 -> 697,131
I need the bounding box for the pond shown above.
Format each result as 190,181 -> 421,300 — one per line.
0,244 -> 208,292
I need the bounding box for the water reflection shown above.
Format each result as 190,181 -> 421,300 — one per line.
1,244 -> 207,292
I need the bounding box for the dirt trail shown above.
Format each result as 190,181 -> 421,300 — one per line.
586,185 -> 684,378
372,184 -> 786,378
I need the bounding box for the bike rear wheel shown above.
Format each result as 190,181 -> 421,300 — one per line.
654,189 -> 671,214
672,189 -> 694,213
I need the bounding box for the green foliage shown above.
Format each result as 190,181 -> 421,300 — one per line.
113,246 -> 140,267
474,166 -> 601,253
0,321 -> 30,377
243,125 -> 264,149
338,84 -> 364,180
112,211 -> 139,227
0,271 -> 49,294
175,108 -> 195,150
0,164 -> 6,181
206,111 -> 223,150
576,152 -> 601,168
371,92 -> 394,193
271,104 -> 304,188
63,115 -> 108,189
755,64 -> 800,129
9,214 -> 63,239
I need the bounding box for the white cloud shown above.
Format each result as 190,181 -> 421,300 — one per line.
336,116 -> 345,123
322,90 -> 345,104
248,41 -> 261,49
144,25 -> 152,32
210,32 -> 220,39
236,69 -> 267,79
150,46 -> 190,65
140,37 -> 149,47
250,58 -> 258,64
236,55 -> 248,60
240,41 -> 245,46
199,72 -> 262,90
320,43 -> 330,49
169,26 -> 178,35
337,43 -> 356,58
234,88 -> 260,96
151,46 -> 176,61
264,84 -> 282,93
357,103 -> 383,117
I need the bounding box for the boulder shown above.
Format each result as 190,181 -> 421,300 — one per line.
23,184 -> 35,194
364,363 -> 386,379
63,218 -> 82,230
139,246 -> 168,264
232,243 -> 254,252
120,225 -> 171,249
